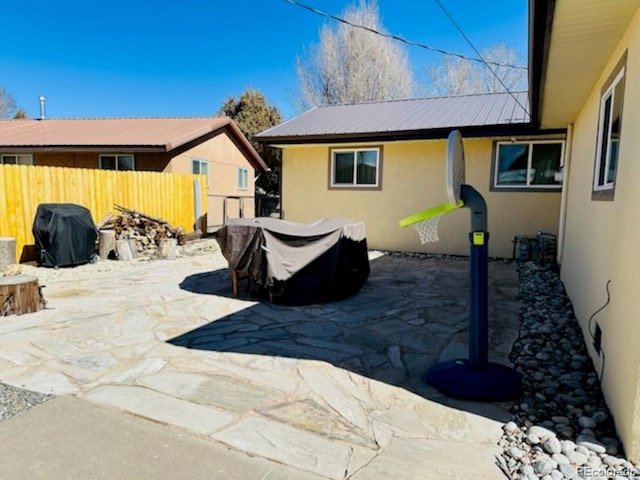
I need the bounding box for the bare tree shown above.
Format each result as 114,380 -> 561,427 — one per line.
0,86 -> 17,118
426,43 -> 527,96
296,0 -> 414,110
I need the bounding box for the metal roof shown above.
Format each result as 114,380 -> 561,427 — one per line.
0,117 -> 269,171
256,92 -> 530,143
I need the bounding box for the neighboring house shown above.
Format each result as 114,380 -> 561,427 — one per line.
0,117 -> 268,231
530,0 -> 640,462
256,92 -> 566,258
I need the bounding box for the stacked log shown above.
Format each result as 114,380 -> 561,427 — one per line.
98,205 -> 201,260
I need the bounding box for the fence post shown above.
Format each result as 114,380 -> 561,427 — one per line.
193,178 -> 202,232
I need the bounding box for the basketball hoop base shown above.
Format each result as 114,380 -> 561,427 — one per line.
426,359 -> 522,402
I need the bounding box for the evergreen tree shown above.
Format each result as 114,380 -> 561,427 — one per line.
218,88 -> 282,196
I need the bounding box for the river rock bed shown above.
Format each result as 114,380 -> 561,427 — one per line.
497,262 -> 639,480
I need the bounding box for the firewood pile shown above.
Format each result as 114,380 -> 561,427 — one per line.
97,204 -> 201,260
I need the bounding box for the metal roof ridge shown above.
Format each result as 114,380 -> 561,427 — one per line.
311,91 -> 530,108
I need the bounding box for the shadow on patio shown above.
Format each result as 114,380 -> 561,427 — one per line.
172,253 -> 522,423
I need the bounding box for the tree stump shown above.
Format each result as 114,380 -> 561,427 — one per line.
0,237 -> 16,271
98,230 -> 116,260
115,239 -> 138,261
159,238 -> 178,259
0,275 -> 46,316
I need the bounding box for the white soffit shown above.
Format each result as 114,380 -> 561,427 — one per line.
541,0 -> 639,128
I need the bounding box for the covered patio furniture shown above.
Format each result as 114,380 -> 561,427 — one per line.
215,217 -> 369,305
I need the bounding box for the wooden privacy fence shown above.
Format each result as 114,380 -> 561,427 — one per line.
0,164 -> 207,261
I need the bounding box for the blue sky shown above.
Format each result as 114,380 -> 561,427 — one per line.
1,0 -> 527,120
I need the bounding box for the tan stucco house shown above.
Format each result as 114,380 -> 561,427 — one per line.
256,93 -> 566,259
259,0 -> 640,460
0,117 -> 268,231
530,0 -> 640,462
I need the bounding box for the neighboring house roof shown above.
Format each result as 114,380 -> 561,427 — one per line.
0,117 -> 269,171
256,92 -> 538,144
529,0 -> 639,128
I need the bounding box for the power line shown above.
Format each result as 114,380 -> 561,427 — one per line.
433,0 -> 531,116
282,0 -> 528,71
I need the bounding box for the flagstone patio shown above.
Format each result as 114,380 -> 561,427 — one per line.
0,250 -> 521,479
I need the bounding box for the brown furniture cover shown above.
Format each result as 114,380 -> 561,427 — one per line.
215,217 -> 370,305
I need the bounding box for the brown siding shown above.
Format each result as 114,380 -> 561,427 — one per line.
136,153 -> 168,171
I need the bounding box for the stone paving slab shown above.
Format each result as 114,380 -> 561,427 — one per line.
350,437 -> 502,479
212,415 -> 354,480
85,385 -> 236,435
0,251 -> 522,479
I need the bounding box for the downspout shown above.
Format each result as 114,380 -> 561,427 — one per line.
557,123 -> 574,265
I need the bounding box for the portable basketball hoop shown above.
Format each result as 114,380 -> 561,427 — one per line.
399,130 -> 522,402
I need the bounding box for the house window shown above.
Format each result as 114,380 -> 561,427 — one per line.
330,147 -> 380,188
238,167 -> 249,190
593,53 -> 626,200
1,154 -> 33,165
191,158 -> 209,188
99,154 -> 135,171
493,141 -> 563,190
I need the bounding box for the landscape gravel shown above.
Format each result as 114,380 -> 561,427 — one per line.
17,237 -> 220,283
497,261 -> 640,480
0,382 -> 55,423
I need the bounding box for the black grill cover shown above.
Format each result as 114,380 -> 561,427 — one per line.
32,203 -> 98,267
216,217 -> 370,305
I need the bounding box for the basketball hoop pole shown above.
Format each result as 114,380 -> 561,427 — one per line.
425,184 -> 522,402
460,184 -> 489,370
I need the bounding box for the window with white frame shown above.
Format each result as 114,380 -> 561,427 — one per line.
191,158 -> 209,188
237,167 -> 249,190
493,141 -> 563,190
330,147 -> 380,187
0,154 -> 33,165
99,154 -> 135,171
593,54 -> 625,199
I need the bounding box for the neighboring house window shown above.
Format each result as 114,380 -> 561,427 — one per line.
593,53 -> 626,201
99,154 -> 135,171
330,147 -> 381,188
1,154 -> 33,165
191,158 -> 209,188
238,167 -> 249,190
493,141 -> 563,190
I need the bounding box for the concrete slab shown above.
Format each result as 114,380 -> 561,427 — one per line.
0,396 -> 325,480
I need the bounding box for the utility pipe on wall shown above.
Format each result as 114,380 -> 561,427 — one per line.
557,123 -> 574,265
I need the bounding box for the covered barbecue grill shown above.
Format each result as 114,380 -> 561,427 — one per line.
216,217 -> 370,305
32,203 -> 98,268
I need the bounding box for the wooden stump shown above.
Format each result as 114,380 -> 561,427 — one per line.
159,238 -> 178,259
0,275 -> 46,316
0,237 -> 16,271
98,230 -> 116,260
115,239 -> 138,261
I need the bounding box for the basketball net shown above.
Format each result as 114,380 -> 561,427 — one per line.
412,213 -> 445,244
399,201 -> 463,244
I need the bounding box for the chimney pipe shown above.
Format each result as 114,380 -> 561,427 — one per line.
38,96 -> 46,120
